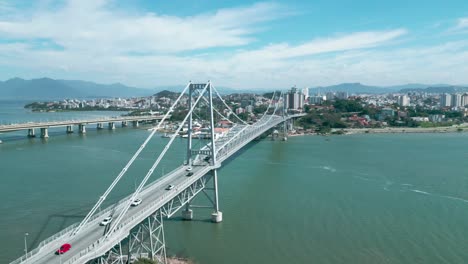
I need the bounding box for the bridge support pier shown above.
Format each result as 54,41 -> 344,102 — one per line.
122,121 -> 128,127
66,125 -> 73,133
40,128 -> 49,138
27,128 -> 36,138
133,121 -> 139,127
79,124 -> 86,134
182,208 -> 193,220
97,123 -> 103,129
108,122 -> 115,130
282,120 -> 288,141
210,169 -> 223,223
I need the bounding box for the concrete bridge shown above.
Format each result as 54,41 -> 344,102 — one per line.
9,82 -> 305,264
0,115 -> 165,139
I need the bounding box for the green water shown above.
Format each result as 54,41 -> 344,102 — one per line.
2,124 -> 468,263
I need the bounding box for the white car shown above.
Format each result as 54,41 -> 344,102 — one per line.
165,184 -> 174,190
100,216 -> 113,226
131,198 -> 142,207
186,167 -> 192,171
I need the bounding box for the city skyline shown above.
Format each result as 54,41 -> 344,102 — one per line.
0,0 -> 468,89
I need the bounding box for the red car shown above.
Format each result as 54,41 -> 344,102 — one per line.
56,243 -> 71,255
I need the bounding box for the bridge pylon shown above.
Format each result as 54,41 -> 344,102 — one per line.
182,82 -> 223,222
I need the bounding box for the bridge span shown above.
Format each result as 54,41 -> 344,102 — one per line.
0,115 -> 165,139
10,82 -> 305,264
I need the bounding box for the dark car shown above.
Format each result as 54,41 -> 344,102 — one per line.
186,172 -> 194,177
55,243 -> 71,255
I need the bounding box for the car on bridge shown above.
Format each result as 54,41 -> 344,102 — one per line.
186,172 -> 194,177
165,184 -> 174,190
100,216 -> 113,226
131,198 -> 142,206
55,243 -> 71,255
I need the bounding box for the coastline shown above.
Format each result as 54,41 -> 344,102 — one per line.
288,125 -> 468,137
341,126 -> 468,135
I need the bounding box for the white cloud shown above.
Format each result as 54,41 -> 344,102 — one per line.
233,29 -> 407,61
0,0 -> 284,53
456,18 -> 468,30
0,1 -> 468,89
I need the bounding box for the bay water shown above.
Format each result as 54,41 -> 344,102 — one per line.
1,101 -> 468,263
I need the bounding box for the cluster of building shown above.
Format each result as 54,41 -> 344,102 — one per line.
439,93 -> 468,108
42,97 -> 157,110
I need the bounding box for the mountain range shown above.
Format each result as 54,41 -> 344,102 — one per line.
1,77 -> 467,100
0,78 -> 154,100
308,83 -> 465,94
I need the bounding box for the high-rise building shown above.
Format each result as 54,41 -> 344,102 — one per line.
440,93 -> 451,107
398,95 -> 410,106
451,94 -> 462,107
284,87 -> 305,111
336,91 -> 348,100
462,93 -> 468,106
325,92 -> 335,101
308,95 -> 326,105
302,87 -> 309,101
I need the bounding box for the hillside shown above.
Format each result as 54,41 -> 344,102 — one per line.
309,83 -> 399,94
399,86 -> 468,93
0,78 -> 155,100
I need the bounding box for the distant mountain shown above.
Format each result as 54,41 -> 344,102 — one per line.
310,83 -> 400,94
0,77 -> 155,100
307,83 -> 468,95
154,90 -> 181,99
152,84 -> 245,95
0,77 -> 84,99
60,80 -> 154,98
387,83 -> 448,90
399,86 -> 468,94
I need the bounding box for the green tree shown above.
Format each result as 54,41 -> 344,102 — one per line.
333,99 -> 363,112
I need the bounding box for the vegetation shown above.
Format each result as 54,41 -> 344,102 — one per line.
134,258 -> 158,264
298,97 -> 468,135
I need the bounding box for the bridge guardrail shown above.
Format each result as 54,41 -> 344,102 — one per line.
11,114 -> 303,264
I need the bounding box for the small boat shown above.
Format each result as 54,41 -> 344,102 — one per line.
161,133 -> 170,138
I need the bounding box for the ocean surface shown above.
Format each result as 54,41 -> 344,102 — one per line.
1,101 -> 468,263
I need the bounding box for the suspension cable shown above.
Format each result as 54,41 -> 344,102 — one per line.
211,85 -> 249,125
71,82 -> 191,236
106,82 -> 211,237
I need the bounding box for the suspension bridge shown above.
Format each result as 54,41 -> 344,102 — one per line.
10,82 -> 305,264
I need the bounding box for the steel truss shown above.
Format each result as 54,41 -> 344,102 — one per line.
86,211 -> 166,264
87,173 -> 214,264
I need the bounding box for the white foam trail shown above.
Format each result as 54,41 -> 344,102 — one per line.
401,183 -> 413,186
441,195 -> 468,204
322,166 -> 336,172
411,189 -> 430,195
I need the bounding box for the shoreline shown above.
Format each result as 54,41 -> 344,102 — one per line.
341,126 -> 468,135
288,126 -> 468,137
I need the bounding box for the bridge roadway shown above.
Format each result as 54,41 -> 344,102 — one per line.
12,114 -> 304,264
0,115 -> 164,132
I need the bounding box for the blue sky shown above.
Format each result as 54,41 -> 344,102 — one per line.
0,0 -> 467,89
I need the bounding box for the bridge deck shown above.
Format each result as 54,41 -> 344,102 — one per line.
11,114 -> 304,264
0,116 -> 164,132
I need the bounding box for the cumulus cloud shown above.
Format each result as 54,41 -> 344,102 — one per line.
0,1 -> 467,88
0,0 -> 284,53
